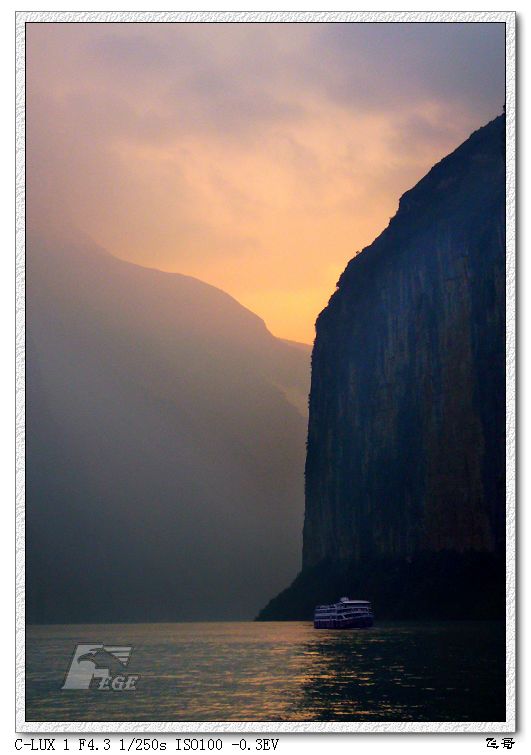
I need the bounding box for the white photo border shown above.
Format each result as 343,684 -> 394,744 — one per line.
15,9 -> 516,733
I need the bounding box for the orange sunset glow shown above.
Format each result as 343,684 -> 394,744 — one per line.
26,22 -> 505,343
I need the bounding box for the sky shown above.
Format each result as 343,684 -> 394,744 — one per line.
26,22 -> 505,343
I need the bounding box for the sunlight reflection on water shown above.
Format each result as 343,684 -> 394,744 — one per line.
25,621 -> 505,722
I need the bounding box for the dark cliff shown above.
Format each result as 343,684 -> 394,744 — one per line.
258,114 -> 506,620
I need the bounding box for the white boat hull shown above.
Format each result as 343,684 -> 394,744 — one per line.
314,616 -> 373,629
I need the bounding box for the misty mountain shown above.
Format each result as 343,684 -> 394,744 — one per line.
26,237 -> 309,622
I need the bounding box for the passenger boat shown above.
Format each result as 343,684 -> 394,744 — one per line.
313,597 -> 374,629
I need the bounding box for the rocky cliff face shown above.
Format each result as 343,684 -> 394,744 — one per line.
259,115 -> 506,620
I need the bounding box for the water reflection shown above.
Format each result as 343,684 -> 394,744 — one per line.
288,623 -> 505,721
25,621 -> 505,722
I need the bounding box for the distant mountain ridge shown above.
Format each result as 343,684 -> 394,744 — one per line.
258,114 -> 506,621
26,237 -> 310,622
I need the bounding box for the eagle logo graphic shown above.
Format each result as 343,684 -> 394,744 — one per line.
62,644 -> 136,689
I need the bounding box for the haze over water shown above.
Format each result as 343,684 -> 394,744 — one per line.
25,22 -> 508,728
26,621 -> 505,722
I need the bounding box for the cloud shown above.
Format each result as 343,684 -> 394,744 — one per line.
312,23 -> 505,112
26,22 -> 505,342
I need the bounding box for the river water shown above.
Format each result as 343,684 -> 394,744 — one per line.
25,621 -> 505,722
